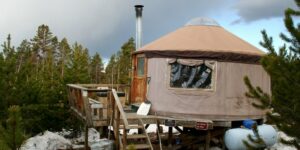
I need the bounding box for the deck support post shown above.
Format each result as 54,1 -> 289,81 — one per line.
156,120 -> 161,141
123,129 -> 128,149
168,127 -> 173,148
205,130 -> 211,150
116,108 -> 121,149
110,91 -> 119,149
85,125 -> 89,150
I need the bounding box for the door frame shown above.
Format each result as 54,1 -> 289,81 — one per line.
130,53 -> 147,103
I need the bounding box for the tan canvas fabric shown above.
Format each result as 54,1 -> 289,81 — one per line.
137,25 -> 264,56
134,25 -> 264,63
147,58 -> 270,121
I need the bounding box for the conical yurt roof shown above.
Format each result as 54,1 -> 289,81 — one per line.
135,18 -> 264,63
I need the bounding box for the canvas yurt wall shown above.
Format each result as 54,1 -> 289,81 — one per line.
132,18 -> 271,121
146,58 -> 270,120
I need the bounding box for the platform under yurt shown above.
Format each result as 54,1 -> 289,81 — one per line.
67,83 -> 219,149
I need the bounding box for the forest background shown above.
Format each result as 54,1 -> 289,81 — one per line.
0,24 -> 134,135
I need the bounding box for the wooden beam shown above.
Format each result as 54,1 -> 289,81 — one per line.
145,124 -> 150,129
123,129 -> 128,150
84,125 -> 89,150
168,127 -> 173,148
115,109 -> 120,150
174,126 -> 183,133
213,121 -> 231,127
112,89 -> 129,128
205,130 -> 211,150
82,90 -> 93,127
67,84 -> 88,90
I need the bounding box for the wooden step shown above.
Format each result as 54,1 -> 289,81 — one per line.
126,144 -> 151,149
120,125 -> 144,129
127,134 -> 147,139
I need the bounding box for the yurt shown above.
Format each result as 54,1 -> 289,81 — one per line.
131,18 -> 270,122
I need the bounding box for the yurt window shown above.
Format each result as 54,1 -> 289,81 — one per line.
137,56 -> 145,76
169,59 -> 215,89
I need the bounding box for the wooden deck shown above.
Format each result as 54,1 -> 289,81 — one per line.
67,84 -> 214,129
66,84 -> 223,149
124,113 -> 213,129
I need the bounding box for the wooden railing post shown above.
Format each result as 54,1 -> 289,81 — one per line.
111,91 -> 115,123
123,129 -> 127,149
110,91 -> 118,149
65,84 -> 131,150
82,90 -> 93,126
84,125 -> 89,150
111,88 -> 131,150
111,89 -> 129,128
115,107 -> 120,150
82,90 -> 93,150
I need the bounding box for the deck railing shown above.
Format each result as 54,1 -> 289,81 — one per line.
111,88 -> 130,150
67,84 -> 131,149
67,84 -> 130,126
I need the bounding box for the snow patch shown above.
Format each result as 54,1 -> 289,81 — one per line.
21,131 -> 71,150
270,132 -> 297,150
21,128 -> 114,150
74,128 -> 100,143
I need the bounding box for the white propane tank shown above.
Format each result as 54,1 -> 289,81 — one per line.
224,124 -> 277,150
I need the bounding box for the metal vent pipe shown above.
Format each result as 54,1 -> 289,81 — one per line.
135,5 -> 143,50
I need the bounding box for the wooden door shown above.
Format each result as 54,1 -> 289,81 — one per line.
131,54 -> 147,103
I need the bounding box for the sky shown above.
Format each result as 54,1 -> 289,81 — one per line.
0,0 -> 297,63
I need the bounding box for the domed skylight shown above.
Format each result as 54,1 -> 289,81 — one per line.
185,17 -> 220,26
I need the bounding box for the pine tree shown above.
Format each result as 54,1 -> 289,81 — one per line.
105,38 -> 135,84
0,24 -> 104,136
13,40 -> 35,105
68,42 -> 90,83
90,52 -> 104,83
1,35 -> 18,106
105,54 -> 117,84
0,51 -> 7,119
57,38 -> 71,79
31,24 -> 57,81
0,106 -> 27,150
117,38 -> 135,84
244,0 -> 300,148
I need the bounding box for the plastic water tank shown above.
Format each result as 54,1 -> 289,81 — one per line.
224,124 -> 277,150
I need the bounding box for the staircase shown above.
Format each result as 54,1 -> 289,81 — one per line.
124,119 -> 153,150
111,89 -> 153,150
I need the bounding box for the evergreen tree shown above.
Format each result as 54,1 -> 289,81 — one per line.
1,35 -> 18,106
31,24 -> 57,81
244,0 -> 300,148
0,24 -> 105,136
0,106 -> 27,150
117,38 -> 135,84
13,40 -> 36,105
57,38 -> 71,79
90,52 -> 104,83
105,38 -> 135,84
105,54 -> 117,84
68,42 -> 90,83
0,51 -> 7,119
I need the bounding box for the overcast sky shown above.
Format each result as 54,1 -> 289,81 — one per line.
0,0 -> 297,63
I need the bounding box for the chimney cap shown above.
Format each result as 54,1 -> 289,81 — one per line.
135,5 -> 144,8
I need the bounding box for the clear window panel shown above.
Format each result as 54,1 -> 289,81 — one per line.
170,62 -> 212,89
137,57 -> 144,76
